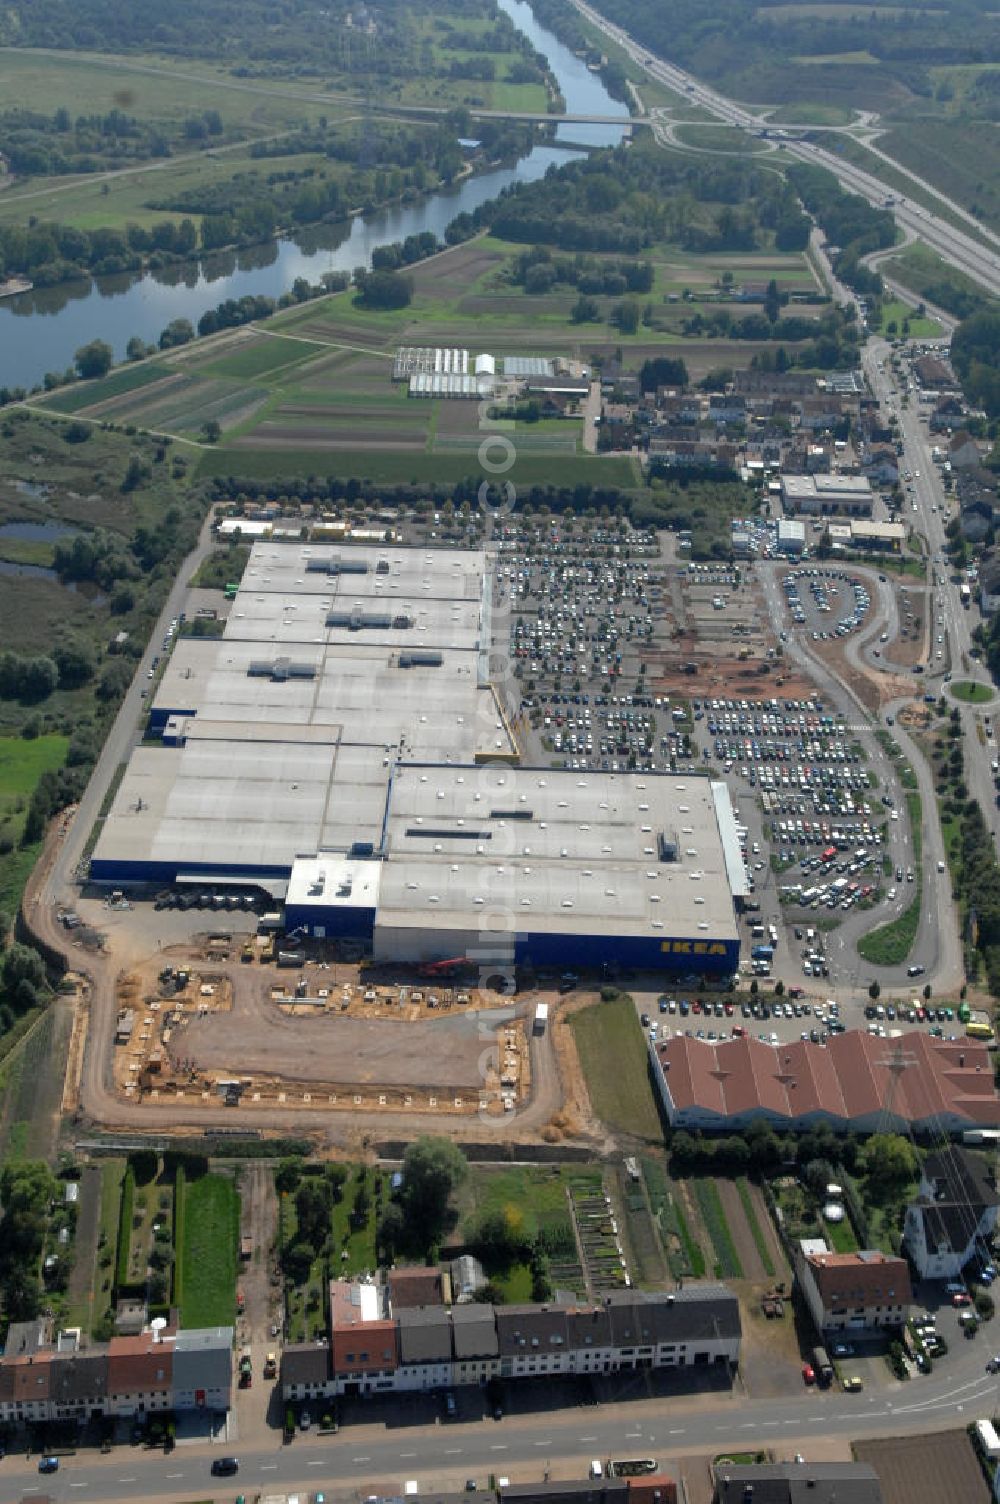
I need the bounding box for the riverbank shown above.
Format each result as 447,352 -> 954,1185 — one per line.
0,277 -> 32,300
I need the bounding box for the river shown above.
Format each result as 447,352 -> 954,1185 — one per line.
0,0 -> 627,392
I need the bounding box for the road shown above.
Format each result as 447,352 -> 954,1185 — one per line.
3,1339 -> 997,1504
570,0 -> 1000,299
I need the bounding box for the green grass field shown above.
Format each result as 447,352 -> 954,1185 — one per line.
463,1164 -> 593,1242
177,1172 -> 240,1328
0,735 -> 69,917
570,995 -> 664,1142
951,680 -> 993,704
872,298 -> 942,340
884,241 -> 988,318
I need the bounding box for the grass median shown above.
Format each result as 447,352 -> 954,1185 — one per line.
858,789 -> 922,967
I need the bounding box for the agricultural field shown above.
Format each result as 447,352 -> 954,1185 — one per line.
44,232 -> 817,487
569,994 -> 664,1142
175,1170 -> 240,1328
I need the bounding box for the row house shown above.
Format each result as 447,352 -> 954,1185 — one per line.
797,396 -> 843,433
0,1324 -> 232,1427
648,438 -> 739,471
734,369 -> 818,398
280,1281 -> 741,1402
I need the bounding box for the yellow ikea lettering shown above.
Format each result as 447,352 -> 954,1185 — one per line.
660,940 -> 727,957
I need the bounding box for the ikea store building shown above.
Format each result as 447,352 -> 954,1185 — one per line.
92,541 -> 744,977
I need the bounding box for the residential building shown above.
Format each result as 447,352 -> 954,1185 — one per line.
960,497 -> 994,545
914,354 -> 957,390
712,1462 -> 883,1504
950,430 -> 982,470
388,1267 -> 447,1310
903,1146 -> 1000,1279
980,552 -> 1000,615
281,1282 -> 740,1401
397,1306 -> 453,1392
106,1334 -> 174,1418
650,1031 -> 1000,1134
172,1327 -> 233,1412
279,1342 -> 332,1403
0,1322 -> 232,1427
794,1246 -> 911,1334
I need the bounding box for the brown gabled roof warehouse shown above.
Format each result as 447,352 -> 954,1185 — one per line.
651,1031 -> 1000,1133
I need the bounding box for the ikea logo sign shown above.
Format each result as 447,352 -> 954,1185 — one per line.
660,940 -> 729,956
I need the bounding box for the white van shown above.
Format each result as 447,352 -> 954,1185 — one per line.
590,1462 -> 604,1479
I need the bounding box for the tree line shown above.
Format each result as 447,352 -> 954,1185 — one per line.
473,140 -> 810,257
0,105 -> 225,180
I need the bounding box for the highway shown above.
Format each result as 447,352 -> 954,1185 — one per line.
570,0 -> 1000,299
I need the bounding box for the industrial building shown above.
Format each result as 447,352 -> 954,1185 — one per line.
780,474 -> 874,517
650,1031 -> 1000,1135
775,519 -> 806,555
93,541 -> 742,976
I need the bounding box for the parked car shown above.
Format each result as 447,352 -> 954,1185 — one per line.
842,1376 -> 863,1392
952,1292 -> 972,1307
832,1343 -> 854,1357
801,1362 -> 815,1385
38,1458 -> 59,1475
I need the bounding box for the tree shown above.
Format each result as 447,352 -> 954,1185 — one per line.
202,419 -> 221,443
468,1206 -> 531,1268
400,1137 -> 467,1249
74,339 -> 113,380
376,1202 -> 406,1261
858,1133 -> 919,1194
294,1177 -> 333,1253
158,318 -> 194,351
764,278 -> 781,325
868,981 -> 881,1001
53,639 -> 95,689
125,336 -> 148,362
354,270 -> 413,311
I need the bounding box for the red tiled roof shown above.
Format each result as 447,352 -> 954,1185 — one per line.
8,1354 -> 53,1403
106,1335 -> 172,1394
655,1032 -> 1000,1128
807,1250 -> 911,1310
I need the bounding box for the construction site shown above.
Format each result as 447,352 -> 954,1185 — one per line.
112,946 -> 531,1118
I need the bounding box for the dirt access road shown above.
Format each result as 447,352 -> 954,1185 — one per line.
232,1163 -> 282,1444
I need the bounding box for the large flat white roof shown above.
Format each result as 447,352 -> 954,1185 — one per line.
376,766 -> 738,940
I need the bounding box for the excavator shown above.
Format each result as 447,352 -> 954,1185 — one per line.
417,956 -> 469,979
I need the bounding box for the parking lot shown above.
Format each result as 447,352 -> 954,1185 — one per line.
782,566 -> 872,643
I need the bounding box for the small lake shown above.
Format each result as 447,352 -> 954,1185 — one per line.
0,0 -> 627,392
0,520 -> 81,542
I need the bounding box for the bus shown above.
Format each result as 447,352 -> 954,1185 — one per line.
966,1022 -> 996,1042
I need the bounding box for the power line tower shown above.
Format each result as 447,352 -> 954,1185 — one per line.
875,1039 -> 919,1137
